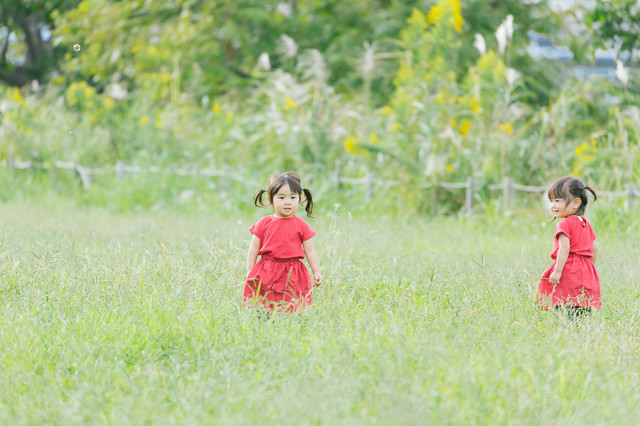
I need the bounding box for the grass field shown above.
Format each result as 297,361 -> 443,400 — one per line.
1,201 -> 639,424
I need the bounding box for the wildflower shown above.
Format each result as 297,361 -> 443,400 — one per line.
498,122 -> 513,135
12,88 -> 24,103
155,120 -> 164,129
284,97 -> 296,108
140,115 -> 149,125
575,141 -> 588,156
379,105 -> 393,116
446,164 -> 453,173
344,135 -> 359,154
450,119 -> 457,128
473,33 -> 486,55
506,68 -> 520,86
213,104 -> 221,113
459,120 -> 472,135
616,60 -> 629,85
257,53 -> 270,71
427,5 -> 443,25
369,133 -> 379,143
470,97 -> 480,114
495,15 -> 514,54
450,0 -> 464,33
278,35 -> 298,59
226,112 -> 233,122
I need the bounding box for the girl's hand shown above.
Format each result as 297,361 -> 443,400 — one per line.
549,270 -> 562,285
313,271 -> 323,286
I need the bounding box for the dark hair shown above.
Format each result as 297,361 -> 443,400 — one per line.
547,176 -> 597,216
254,172 -> 315,216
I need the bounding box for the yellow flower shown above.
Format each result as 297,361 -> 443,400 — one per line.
450,0 -> 464,32
446,164 -> 453,173
226,112 -> 233,122
449,119 -> 457,128
154,120 -> 163,129
213,104 -> 221,113
369,133 -> 379,144
459,119 -> 472,135
470,97 -> 480,114
103,97 -> 115,109
140,115 -> 149,125
13,88 -> 24,103
575,141 -> 588,156
379,105 -> 394,116
344,135 -> 359,154
498,122 -> 513,135
284,97 -> 296,108
427,5 -> 443,25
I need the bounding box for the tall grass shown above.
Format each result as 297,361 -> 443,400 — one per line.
0,201 -> 638,423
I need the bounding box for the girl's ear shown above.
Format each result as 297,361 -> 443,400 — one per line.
572,197 -> 582,209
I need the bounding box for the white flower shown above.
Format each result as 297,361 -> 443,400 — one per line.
505,15 -> 514,39
473,33 -> 486,55
276,2 -> 292,16
616,60 -> 629,85
257,52 -> 271,71
278,35 -> 298,59
506,68 -> 520,86
105,83 -> 127,100
495,15 -> 514,55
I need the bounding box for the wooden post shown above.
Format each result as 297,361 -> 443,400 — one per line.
74,164 -> 91,189
629,184 -> 637,211
334,159 -> 342,189
8,153 -> 14,171
116,160 -> 124,180
503,177 -> 513,212
365,172 -> 373,203
465,176 -> 474,215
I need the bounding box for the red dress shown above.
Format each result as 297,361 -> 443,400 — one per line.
244,215 -> 316,312
537,215 -> 601,309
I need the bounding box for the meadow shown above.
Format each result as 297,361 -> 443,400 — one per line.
0,201 -> 639,424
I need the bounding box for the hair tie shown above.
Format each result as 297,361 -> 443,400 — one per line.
580,185 -> 586,191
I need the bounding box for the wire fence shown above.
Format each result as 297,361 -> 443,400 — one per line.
3,156 -> 638,214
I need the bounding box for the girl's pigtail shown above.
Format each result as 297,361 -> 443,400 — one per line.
584,184 -> 597,202
254,189 -> 268,208
302,188 -> 314,217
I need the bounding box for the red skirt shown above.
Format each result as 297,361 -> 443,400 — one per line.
537,254 -> 601,309
244,255 -> 312,312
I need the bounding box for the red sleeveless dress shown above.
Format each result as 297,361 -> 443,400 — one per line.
537,215 -> 601,309
244,215 -> 316,312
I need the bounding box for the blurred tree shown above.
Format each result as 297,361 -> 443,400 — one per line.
586,0 -> 640,59
0,0 -> 78,86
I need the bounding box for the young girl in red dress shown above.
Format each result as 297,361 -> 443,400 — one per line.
537,176 -> 600,318
244,172 -> 322,313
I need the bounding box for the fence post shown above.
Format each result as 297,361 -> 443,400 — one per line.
503,177 -> 513,212
629,184 -> 637,211
74,164 -> 91,189
8,153 -> 14,171
365,172 -> 374,203
465,176 -> 474,215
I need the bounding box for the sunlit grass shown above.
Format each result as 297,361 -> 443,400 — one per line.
0,202 -> 638,423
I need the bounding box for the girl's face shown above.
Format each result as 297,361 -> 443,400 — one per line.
272,184 -> 300,218
549,196 -> 581,218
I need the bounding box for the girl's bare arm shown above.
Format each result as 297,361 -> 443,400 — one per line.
549,233 -> 570,284
302,239 -> 322,285
247,235 -> 261,272
592,241 -> 598,264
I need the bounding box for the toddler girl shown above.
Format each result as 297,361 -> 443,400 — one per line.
244,172 -> 322,313
537,176 -> 600,318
